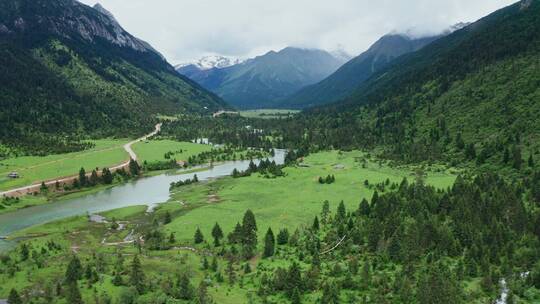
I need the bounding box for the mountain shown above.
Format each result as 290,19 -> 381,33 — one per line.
0,0 -> 227,154
305,0 -> 540,164
176,47 -> 349,109
176,55 -> 243,72
281,33 -> 441,109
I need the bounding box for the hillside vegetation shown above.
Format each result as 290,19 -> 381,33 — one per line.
0,0 -> 227,156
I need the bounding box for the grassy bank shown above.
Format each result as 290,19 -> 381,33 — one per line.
0,139 -> 130,191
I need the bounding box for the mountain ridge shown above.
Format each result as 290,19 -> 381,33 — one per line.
176,47 -> 349,109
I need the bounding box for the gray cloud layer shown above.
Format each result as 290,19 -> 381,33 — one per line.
78,0 -> 517,64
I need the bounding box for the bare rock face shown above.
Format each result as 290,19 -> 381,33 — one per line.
2,0 -> 162,57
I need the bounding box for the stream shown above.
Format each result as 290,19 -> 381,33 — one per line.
0,149 -> 285,253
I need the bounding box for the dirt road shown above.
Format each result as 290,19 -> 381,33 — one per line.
0,123 -> 161,197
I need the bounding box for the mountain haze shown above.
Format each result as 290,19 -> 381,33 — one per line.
177,47 -> 350,109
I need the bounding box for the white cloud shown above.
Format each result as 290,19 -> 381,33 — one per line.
78,0 -> 518,64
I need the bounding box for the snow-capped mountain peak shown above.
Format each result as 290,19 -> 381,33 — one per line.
176,55 -> 243,71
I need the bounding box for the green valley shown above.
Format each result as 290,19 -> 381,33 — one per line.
1,0 -> 540,304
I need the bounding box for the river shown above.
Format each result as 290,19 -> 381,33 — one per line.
0,149 -> 285,252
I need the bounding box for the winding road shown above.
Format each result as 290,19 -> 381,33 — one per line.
0,123 -> 161,198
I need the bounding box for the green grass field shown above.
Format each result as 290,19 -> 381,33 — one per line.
160,150 -> 457,245
239,109 -> 300,119
0,139 -> 129,191
132,140 -> 213,163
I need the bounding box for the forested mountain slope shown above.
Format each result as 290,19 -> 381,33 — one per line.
306,0 -> 540,167
0,0 -> 227,155
281,34 -> 440,109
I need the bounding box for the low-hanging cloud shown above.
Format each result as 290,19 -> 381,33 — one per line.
78,0 -> 518,64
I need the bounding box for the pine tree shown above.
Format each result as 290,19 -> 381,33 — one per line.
129,255 -> 145,294
8,288 -> 22,304
465,143 -> 476,160
202,256 -> 209,270
358,198 -> 370,216
65,255 -> 82,283
112,270 -> 123,286
336,201 -> 346,223
529,154 -> 535,167
312,216 -> 320,231
455,132 -> 465,150
286,262 -> 302,297
263,228 -> 275,258
241,210 -> 258,258
89,169 -> 99,186
177,273 -> 194,300
321,200 -> 330,223
164,211 -> 172,224
102,168 -> 114,184
20,243 -> 29,261
277,229 -> 290,245
40,181 -> 48,193
129,158 -> 140,176
211,222 -> 224,247
194,227 -> 205,244
79,167 -> 87,187
210,256 -> 218,272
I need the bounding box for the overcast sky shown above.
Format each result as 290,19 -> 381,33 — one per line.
78,0 -> 517,64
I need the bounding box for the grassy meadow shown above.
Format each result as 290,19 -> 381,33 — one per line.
132,140 -> 213,163
0,139 -> 130,191
159,150 -> 456,246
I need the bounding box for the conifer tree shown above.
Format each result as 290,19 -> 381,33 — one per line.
211,222 -> 224,246
277,229 -> 290,245
321,200 -> 330,223
336,200 -> 346,223
129,255 -> 145,294
102,168 -> 114,184
312,216 -> 320,231
164,211 -> 172,224
263,228 -> 275,258
89,169 -> 99,186
79,167 -> 87,187
194,227 -> 204,244
241,210 -> 258,258
177,273 -> 194,300
65,255 -> 82,283
358,198 -> 370,216
129,158 -> 140,176
20,243 -> 29,261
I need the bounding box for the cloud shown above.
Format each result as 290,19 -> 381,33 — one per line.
78,0 -> 518,64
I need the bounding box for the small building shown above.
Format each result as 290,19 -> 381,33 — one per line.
7,172 -> 19,178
